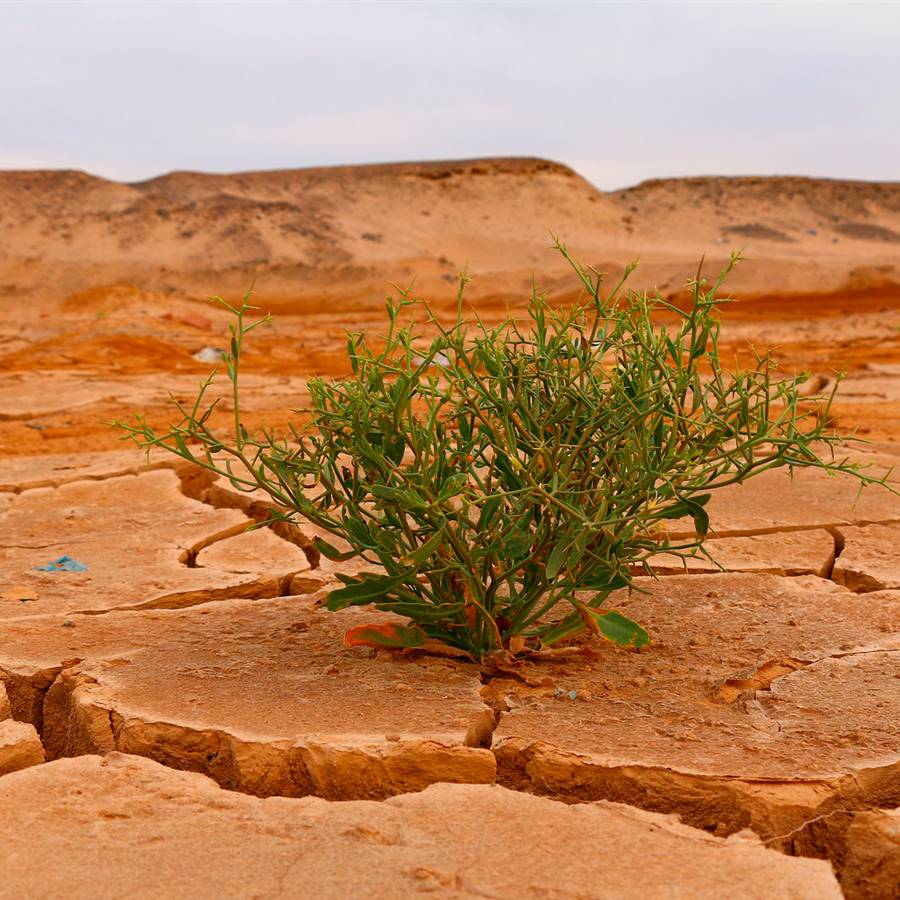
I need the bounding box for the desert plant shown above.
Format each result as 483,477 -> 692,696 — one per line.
116,240 -> 884,662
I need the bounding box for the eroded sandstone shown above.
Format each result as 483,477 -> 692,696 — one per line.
0,753 -> 842,900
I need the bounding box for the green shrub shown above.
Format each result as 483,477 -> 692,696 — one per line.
117,240 -> 883,662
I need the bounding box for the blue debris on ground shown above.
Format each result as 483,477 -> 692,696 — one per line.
34,555 -> 88,573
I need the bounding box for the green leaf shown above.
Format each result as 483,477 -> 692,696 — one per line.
537,609 -> 587,647
343,516 -> 377,549
325,574 -> 403,611
546,522 -> 589,579
384,432 -> 406,465
656,493 -> 711,538
501,524 -> 533,560
477,496 -> 503,530
546,536 -> 569,580
595,610 -> 650,648
369,484 -> 427,509
576,571 -> 629,592
493,450 -> 522,490
438,472 -> 469,501
567,529 -> 592,569
689,501 -> 710,538
312,537 -> 356,562
405,529 -> 445,565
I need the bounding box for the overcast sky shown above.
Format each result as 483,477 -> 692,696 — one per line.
3,1 -> 899,189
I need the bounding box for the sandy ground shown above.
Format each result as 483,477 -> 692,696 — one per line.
1,159 -> 899,899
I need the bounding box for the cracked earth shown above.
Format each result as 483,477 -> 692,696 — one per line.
3,458 -> 898,900
2,197 -> 900,895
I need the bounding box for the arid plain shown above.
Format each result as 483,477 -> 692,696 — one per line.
1,159 -> 898,898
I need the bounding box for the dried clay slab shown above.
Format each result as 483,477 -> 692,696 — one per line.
0,754 -> 842,900
0,719 -> 43,777
668,463 -> 899,538
490,573 -> 900,856
833,522 -> 900,591
842,806 -> 900,900
0,469 -> 310,619
0,597 -> 494,799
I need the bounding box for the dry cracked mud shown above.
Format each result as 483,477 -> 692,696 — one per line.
0,468 -> 311,619
0,754 -> 844,900
1,446 -> 899,895
2,163 -> 900,897
489,575 -> 900,868
0,597 -> 495,799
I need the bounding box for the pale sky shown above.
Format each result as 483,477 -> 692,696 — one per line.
3,0 -> 899,189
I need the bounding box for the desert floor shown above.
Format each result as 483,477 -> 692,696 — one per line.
1,161 -> 899,899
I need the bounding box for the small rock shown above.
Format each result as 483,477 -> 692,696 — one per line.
842,807 -> 900,900
0,720 -> 44,776
192,347 -> 226,363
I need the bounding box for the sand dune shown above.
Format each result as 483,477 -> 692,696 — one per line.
2,158 -> 899,310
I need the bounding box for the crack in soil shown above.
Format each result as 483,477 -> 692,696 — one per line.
71,572 -> 307,616
177,521 -> 257,568
1,458 -> 174,495
826,523 -> 900,594
492,743 -> 900,873
1,640 -> 897,886
717,657 -> 809,702
717,645 -> 899,707
173,464 -> 321,569
669,519 -> 900,541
